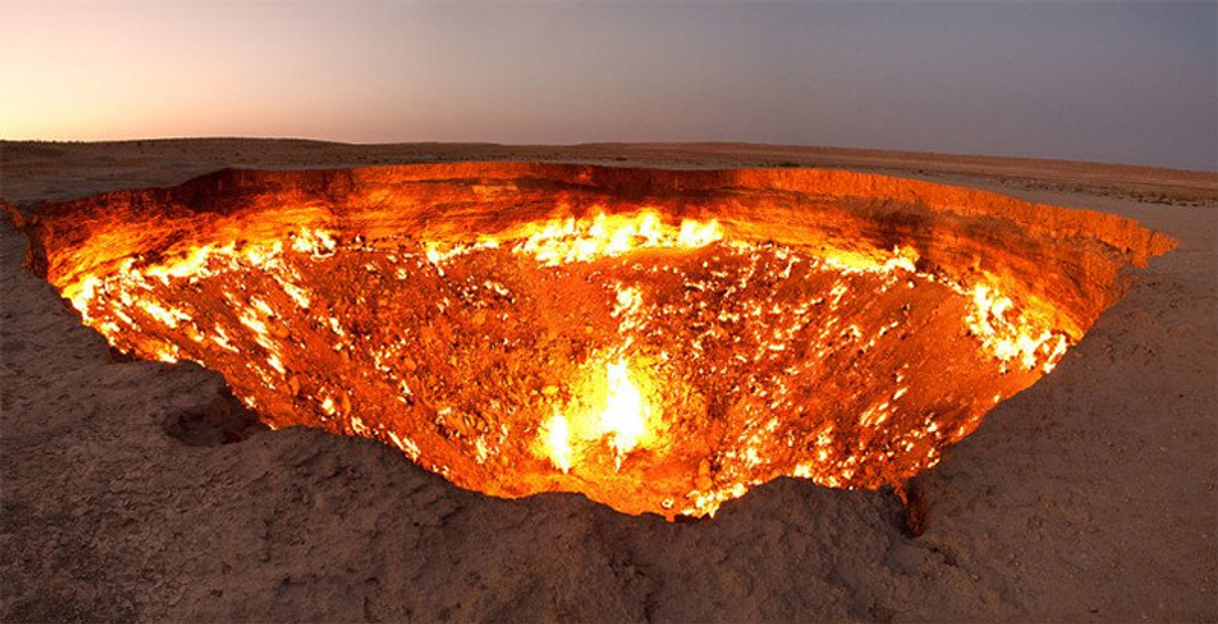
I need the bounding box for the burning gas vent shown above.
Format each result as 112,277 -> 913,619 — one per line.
20,164 -> 1174,518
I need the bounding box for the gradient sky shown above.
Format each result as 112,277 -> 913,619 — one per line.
2,1 -> 1215,170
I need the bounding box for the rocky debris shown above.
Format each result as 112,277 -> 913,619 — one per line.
162,366 -> 269,446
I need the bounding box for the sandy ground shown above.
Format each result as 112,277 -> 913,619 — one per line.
1,140 -> 1215,623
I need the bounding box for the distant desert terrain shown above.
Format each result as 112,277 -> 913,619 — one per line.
2,140 -> 1215,622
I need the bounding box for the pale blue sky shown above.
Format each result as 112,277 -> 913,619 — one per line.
2,1 -> 1214,170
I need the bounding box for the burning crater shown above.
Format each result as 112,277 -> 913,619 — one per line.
19,164 -> 1173,518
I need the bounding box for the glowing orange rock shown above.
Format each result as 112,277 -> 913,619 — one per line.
20,164 -> 1174,518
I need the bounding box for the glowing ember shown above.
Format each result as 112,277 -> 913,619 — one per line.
21,164 -> 1173,518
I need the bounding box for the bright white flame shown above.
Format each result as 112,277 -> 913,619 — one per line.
516,211 -> 722,266
543,413 -> 572,473
600,358 -> 648,460
966,284 -> 1066,372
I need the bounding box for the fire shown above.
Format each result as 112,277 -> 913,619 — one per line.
541,412 -> 572,473
22,164 -> 1169,519
44,219 -> 1075,517
598,358 -> 649,460
966,284 -> 1070,373
534,355 -> 655,474
514,211 -> 722,265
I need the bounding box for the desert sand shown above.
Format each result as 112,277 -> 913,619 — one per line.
1,140 -> 1215,622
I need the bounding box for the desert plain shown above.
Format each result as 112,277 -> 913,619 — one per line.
1,139 -> 1215,622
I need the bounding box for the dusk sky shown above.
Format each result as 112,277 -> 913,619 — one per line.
1,1 -> 1215,171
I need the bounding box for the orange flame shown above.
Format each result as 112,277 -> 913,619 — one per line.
44,208 -> 1076,518
598,358 -> 649,458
